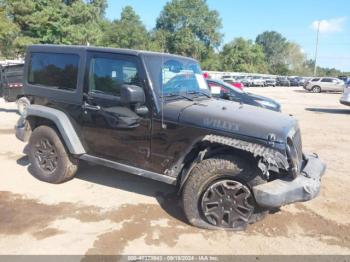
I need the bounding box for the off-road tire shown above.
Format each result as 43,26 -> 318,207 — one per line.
312,86 -> 321,93
182,155 -> 267,230
28,125 -> 78,184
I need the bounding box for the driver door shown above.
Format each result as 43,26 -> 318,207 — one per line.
81,52 -> 151,169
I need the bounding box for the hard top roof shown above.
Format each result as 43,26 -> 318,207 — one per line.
28,44 -> 197,62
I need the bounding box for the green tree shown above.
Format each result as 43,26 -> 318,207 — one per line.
147,29 -> 169,52
65,0 -> 105,45
220,37 -> 267,73
155,0 -> 222,60
100,6 -> 148,49
0,5 -> 20,58
3,0 -> 107,54
255,31 -> 289,74
201,50 -> 221,71
285,42 -> 305,75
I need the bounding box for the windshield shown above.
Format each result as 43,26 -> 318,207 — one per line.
143,53 -> 210,100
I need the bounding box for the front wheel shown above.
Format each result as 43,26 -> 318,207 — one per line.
182,155 -> 267,230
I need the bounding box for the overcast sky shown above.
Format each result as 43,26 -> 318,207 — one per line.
106,0 -> 350,71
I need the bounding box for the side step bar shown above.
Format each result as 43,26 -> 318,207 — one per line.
79,154 -> 177,185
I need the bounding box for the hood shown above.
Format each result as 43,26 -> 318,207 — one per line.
163,98 -> 297,143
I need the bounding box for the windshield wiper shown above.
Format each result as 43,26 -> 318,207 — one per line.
161,93 -> 194,101
186,91 -> 211,98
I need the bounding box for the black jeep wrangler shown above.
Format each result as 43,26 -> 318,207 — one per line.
15,45 -> 326,230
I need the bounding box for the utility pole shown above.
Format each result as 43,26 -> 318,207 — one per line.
314,21 -> 320,76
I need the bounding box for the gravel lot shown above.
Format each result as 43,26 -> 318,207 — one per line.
1,86 -> 350,256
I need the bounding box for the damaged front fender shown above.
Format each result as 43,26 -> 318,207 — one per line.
202,135 -> 289,172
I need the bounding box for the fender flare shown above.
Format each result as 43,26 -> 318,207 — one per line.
202,135 -> 288,169
178,134 -> 289,191
26,105 -> 86,155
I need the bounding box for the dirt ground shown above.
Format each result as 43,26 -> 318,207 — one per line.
1,86 -> 350,256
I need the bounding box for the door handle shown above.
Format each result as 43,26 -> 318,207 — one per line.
83,102 -> 101,111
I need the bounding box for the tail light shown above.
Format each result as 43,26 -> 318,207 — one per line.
8,83 -> 23,88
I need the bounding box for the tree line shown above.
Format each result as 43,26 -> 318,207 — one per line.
0,0 -> 347,76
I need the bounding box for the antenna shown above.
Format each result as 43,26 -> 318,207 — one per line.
313,21 -> 320,76
161,41 -> 166,129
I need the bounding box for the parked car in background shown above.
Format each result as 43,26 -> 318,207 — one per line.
276,77 -> 290,87
223,79 -> 244,90
297,77 -> 306,86
251,76 -> 265,87
288,77 -> 300,87
236,76 -> 251,87
0,63 -> 24,101
340,80 -> 350,106
338,76 -> 349,83
264,77 -> 276,87
0,63 -> 30,115
207,79 -> 281,112
305,77 -> 345,93
222,75 -> 235,81
303,77 -> 313,89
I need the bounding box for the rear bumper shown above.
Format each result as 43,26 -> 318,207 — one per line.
253,153 -> 326,208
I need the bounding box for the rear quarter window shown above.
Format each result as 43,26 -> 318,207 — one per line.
28,52 -> 79,91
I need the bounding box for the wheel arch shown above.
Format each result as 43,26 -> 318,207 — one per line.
177,134 -> 288,192
25,105 -> 86,155
312,85 -> 321,91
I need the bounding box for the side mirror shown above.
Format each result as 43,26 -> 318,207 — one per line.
121,84 -> 145,105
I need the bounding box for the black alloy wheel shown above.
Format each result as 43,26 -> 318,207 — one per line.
34,138 -> 59,173
200,179 -> 254,228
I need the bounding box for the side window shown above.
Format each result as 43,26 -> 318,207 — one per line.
89,57 -> 140,97
28,52 -> 79,91
311,78 -> 320,82
321,78 -> 332,82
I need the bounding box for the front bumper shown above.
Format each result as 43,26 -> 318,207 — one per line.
340,95 -> 350,106
253,153 -> 326,208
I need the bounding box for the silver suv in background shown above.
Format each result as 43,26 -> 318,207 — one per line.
305,77 -> 345,93
340,80 -> 350,106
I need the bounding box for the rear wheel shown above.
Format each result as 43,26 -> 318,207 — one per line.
182,155 -> 267,230
28,125 -> 78,184
312,86 -> 321,93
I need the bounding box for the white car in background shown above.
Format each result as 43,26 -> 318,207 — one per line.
340,80 -> 350,106
251,76 -> 265,87
305,77 -> 345,93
